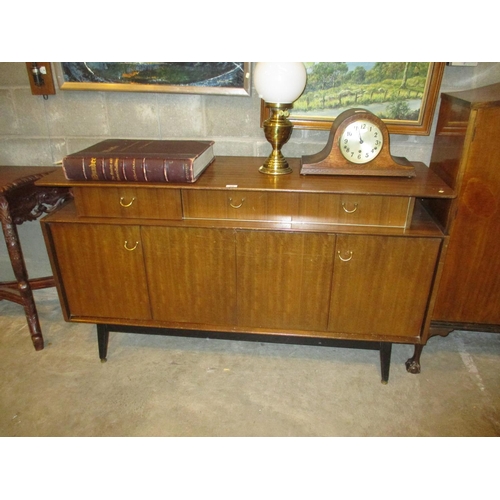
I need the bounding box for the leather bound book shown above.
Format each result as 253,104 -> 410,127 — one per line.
62,139 -> 215,183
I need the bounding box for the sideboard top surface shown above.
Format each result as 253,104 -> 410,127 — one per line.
35,157 -> 454,198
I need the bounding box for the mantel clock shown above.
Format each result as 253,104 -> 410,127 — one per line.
300,108 -> 416,177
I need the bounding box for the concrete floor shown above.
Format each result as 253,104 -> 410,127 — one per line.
1,288 -> 499,437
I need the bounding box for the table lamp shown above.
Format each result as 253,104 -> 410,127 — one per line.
254,62 -> 307,175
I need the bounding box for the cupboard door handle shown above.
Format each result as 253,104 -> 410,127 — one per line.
342,202 -> 358,214
229,197 -> 245,209
120,196 -> 136,208
124,240 -> 139,251
337,250 -> 353,262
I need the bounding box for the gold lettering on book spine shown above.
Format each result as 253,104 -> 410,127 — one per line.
132,158 -> 138,181
89,157 -> 98,180
112,158 -> 119,181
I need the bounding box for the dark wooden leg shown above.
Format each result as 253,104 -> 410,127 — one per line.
405,344 -> 423,374
0,200 -> 43,350
97,324 -> 109,362
379,342 -> 392,384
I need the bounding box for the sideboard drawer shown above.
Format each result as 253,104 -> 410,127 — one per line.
182,190 -> 299,221
73,186 -> 182,220
183,190 -> 413,226
295,194 -> 414,227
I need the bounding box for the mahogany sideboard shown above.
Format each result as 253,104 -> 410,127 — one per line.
37,156 -> 454,382
431,83 -> 500,327
410,83 -> 500,369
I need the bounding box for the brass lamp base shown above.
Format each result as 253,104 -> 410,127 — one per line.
259,155 -> 293,175
259,102 -> 294,175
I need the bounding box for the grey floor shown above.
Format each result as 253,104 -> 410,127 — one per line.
1,288 -> 499,437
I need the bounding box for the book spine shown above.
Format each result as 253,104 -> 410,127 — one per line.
62,156 -> 194,183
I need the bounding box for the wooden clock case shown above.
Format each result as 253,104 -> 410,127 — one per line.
300,108 -> 416,177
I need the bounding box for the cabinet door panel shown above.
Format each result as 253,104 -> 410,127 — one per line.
329,235 -> 441,337
141,227 -> 237,325
237,231 -> 335,331
48,223 -> 151,320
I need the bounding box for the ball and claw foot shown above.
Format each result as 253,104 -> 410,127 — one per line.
405,358 -> 421,374
405,344 -> 423,374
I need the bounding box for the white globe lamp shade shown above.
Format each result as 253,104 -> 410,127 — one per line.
254,62 -> 307,104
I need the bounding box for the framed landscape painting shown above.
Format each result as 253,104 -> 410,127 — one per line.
53,62 -> 252,96
261,62 -> 445,135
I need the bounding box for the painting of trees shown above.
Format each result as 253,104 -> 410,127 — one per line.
292,62 -> 432,121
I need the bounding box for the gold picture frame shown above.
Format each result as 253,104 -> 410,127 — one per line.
261,62 -> 445,135
52,62 -> 252,96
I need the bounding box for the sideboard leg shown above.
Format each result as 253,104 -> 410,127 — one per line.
97,324 -> 109,362
405,344 -> 423,374
379,342 -> 392,384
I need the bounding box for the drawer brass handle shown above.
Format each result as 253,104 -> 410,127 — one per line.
124,240 -> 139,251
342,202 -> 358,214
229,197 -> 246,209
338,250 -> 353,262
119,196 -> 136,208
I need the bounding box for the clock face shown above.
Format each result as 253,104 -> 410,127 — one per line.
339,119 -> 384,164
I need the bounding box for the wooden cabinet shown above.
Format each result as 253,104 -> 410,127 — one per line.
426,83 -> 500,329
38,156 -> 453,382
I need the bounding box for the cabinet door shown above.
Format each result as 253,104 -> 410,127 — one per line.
141,227 -> 237,325
329,235 -> 441,338
48,223 -> 151,320
236,230 -> 335,331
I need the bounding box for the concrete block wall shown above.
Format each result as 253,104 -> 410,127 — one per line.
1,62 -> 499,279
